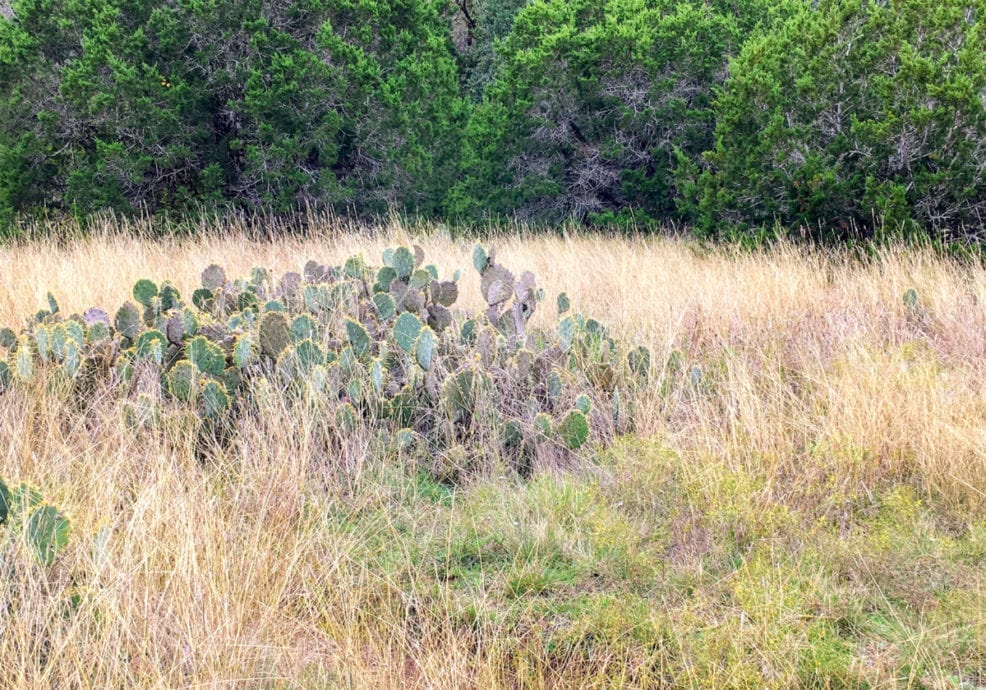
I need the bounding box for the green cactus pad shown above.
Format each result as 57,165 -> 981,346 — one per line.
416,326 -> 436,370
26,504 -> 71,566
187,336 -> 226,377
34,325 -> 51,361
180,307 -> 199,336
290,315 -> 318,344
345,318 -> 371,358
0,328 -> 16,349
294,339 -> 325,372
343,255 -> 366,280
65,321 -> 85,347
441,369 -> 475,418
238,291 -> 260,312
558,315 -> 576,353
628,346 -> 651,381
201,264 -> 226,290
557,292 -> 571,314
903,288 -> 919,308
556,410 -> 589,450
201,379 -> 229,417
373,293 -> 396,321
114,303 -> 142,340
369,359 -> 384,394
159,282 -> 181,310
63,341 -> 81,377
502,421 -> 523,448
409,268 -> 431,290
460,319 -> 477,345
303,285 -> 325,313
575,394 -> 591,414
192,288 -> 214,311
0,477 -> 9,523
335,403 -> 358,433
233,334 -> 256,369
346,376 -> 365,404
133,279 -> 158,307
473,245 -> 489,274
49,324 -> 67,360
15,339 -> 34,381
87,322 -> 111,342
167,360 -> 197,401
0,360 -> 10,392
375,266 -> 397,293
393,312 -> 422,353
390,247 -> 415,280
534,413 -> 553,439
135,330 -> 167,364
259,312 -> 291,358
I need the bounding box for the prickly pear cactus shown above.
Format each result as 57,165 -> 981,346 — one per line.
0,477 -> 71,566
0,245 -> 653,479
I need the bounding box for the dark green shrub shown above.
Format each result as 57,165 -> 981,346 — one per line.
448,0 -> 793,225
0,0 -> 463,224
695,0 -> 986,238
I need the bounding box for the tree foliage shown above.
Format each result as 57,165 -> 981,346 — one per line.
447,0 -> 791,225
695,0 -> 986,237
0,0 -> 463,221
0,0 -> 984,241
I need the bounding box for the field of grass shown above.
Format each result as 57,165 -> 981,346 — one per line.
1,218 -> 984,688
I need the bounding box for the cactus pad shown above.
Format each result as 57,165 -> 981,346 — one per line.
201,264 -> 226,290
188,336 -> 226,377
114,302 -> 142,340
416,326 -> 436,370
259,312 -> 291,358
201,379 -> 229,417
133,279 -> 158,307
345,318 -> 371,358
0,328 -> 16,349
556,410 -> 589,450
393,312 -> 422,353
390,247 -> 415,280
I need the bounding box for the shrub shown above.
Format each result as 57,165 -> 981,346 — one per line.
448,0 -> 792,225
0,0 -> 463,224
695,0 -> 986,238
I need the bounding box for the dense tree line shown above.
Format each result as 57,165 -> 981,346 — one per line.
0,0 -> 983,239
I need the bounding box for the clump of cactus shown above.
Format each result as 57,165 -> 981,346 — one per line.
0,246 -> 653,478
0,477 -> 72,566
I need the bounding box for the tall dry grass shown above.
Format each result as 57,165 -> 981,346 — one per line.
1,218 -> 984,687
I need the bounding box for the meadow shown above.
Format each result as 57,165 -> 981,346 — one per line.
0,218 -> 984,688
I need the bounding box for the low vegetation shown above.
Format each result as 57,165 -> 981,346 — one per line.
0,218 -> 983,687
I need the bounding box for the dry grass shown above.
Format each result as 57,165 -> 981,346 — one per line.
0,217 -> 984,688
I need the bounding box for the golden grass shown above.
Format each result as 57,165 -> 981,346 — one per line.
1,218 -> 984,687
